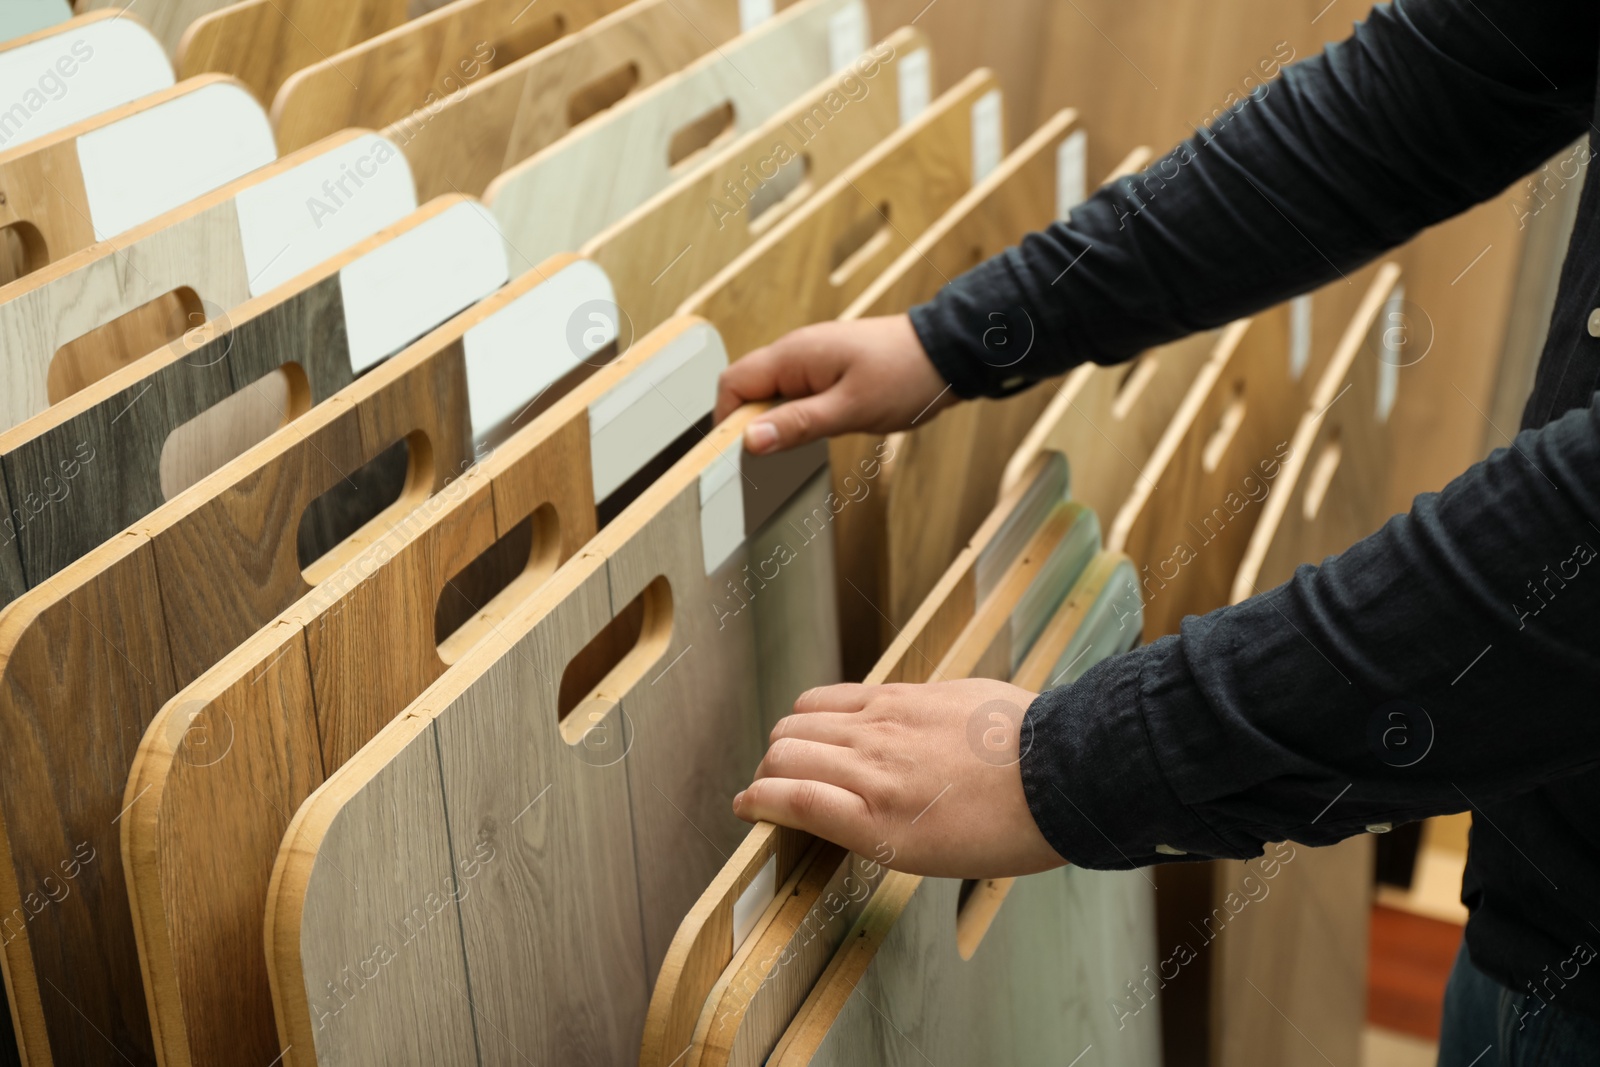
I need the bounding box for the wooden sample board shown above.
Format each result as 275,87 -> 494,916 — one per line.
640,450 -> 1083,1067
1188,265 -> 1399,1067
390,0 -> 748,200
121,265 -> 737,1067
826,111 -> 1094,678
1106,305 -> 1294,640
176,0 -> 410,105
0,0 -> 70,45
484,0 -> 870,274
0,12 -> 173,154
0,127 -> 416,431
272,0 -> 641,153
587,27 -> 930,335
770,550 -> 1153,1067
682,67 -> 999,358
266,391 -> 839,1065
0,235 -> 542,1066
0,194 -> 505,608
0,75 -> 273,286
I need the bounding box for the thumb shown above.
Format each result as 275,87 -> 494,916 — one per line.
743,391 -> 850,455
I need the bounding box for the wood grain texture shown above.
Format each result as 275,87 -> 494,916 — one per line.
76,0 -> 236,57
682,68 -> 999,359
828,110 -> 1084,678
0,127 -> 380,434
176,0 -> 410,105
484,0 -> 859,275
1107,305 -> 1296,641
1232,264 -> 1400,601
268,400 -> 836,1065
123,257 -> 659,1067
272,0 -> 635,152
0,258 -> 476,1066
640,452 -> 1067,1067
0,194 -> 473,607
391,0 -> 741,200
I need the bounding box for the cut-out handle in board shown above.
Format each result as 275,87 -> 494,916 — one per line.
0,129 -> 417,433
0,196 -> 505,596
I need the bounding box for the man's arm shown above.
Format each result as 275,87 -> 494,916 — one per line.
912,0 -> 1597,398
735,396 -> 1600,875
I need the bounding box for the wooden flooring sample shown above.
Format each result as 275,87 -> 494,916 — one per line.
1232,264 -> 1401,600
0,14 -> 173,155
268,399 -> 839,1065
176,0 -> 410,105
272,0 -> 637,153
485,0 -> 866,275
0,196 -> 504,600
828,109 -> 1091,676
0,128 -> 417,430
681,67 -> 999,359
771,556 -> 1156,1067
0,252 -> 497,1065
0,76 -> 273,288
391,0 -> 748,200
121,271 -> 730,1067
1107,305 -> 1297,639
640,451 -> 1069,1067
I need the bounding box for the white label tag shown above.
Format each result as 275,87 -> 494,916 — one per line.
897,48 -> 930,126
78,82 -> 275,240
971,89 -> 1002,182
732,854 -> 778,954
700,443 -> 745,575
589,324 -> 728,501
1377,284 -> 1404,422
341,201 -> 508,373
1055,129 -> 1087,220
827,3 -> 867,72
1289,294 -> 1312,381
236,134 -> 417,298
464,259 -> 612,441
739,0 -> 774,31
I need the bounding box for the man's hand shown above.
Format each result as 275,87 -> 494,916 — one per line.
713,315 -> 957,455
732,679 -> 1067,878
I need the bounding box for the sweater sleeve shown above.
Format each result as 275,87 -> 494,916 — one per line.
1018,393 -> 1600,868
908,0 -> 1596,398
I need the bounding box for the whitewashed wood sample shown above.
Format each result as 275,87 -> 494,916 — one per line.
484,0 -> 867,275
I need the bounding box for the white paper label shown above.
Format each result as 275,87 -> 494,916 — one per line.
1377,284 -> 1404,422
237,134 -> 417,298
739,0 -> 774,31
897,48 -> 930,126
589,324 -> 728,501
464,259 -> 611,441
340,201 -> 508,373
1055,129 -> 1087,220
1289,294 -> 1312,381
827,3 -> 867,72
78,82 -> 274,240
971,89 -> 1002,182
0,19 -> 171,153
732,855 -> 778,954
700,443 -> 745,575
